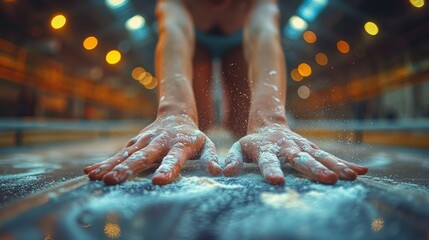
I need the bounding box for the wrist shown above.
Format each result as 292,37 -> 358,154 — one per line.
247,107 -> 288,133
157,102 -> 198,125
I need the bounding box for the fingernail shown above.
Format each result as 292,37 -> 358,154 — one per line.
322,169 -> 335,176
342,168 -> 355,175
266,175 -> 285,185
88,168 -> 102,179
115,170 -> 131,182
152,172 -> 172,185
84,166 -> 93,174
103,171 -> 118,185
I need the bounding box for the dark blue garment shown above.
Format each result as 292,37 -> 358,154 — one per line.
195,28 -> 243,59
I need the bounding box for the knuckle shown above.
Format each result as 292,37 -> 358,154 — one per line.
314,150 -> 329,158
128,150 -> 146,161
283,147 -> 301,160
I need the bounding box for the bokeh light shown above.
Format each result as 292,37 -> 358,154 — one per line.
298,85 -> 311,99
303,30 -> 317,43
105,50 -> 121,65
337,40 -> 350,54
371,218 -> 384,232
409,0 -> 425,8
291,68 -> 303,81
131,67 -> 146,80
364,22 -> 379,36
104,223 -> 121,239
289,15 -> 308,31
51,14 -> 66,30
298,63 -> 312,77
139,73 -> 153,86
125,15 -> 145,30
144,77 -> 158,90
105,0 -> 127,8
315,52 -> 328,66
83,36 -> 98,50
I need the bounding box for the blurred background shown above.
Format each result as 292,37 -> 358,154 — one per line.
0,0 -> 428,149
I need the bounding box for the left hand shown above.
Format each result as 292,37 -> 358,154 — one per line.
223,123 -> 368,185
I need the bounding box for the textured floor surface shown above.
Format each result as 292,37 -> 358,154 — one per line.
1,129 -> 429,239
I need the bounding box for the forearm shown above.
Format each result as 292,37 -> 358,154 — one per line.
245,2 -> 287,132
155,2 -> 198,122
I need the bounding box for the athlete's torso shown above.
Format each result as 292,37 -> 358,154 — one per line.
183,0 -> 253,34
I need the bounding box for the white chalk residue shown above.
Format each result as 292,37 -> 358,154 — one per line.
263,83 -> 278,91
272,96 -> 280,103
261,185 -> 367,213
178,177 -> 243,191
129,150 -> 145,161
121,151 -> 129,158
259,144 -> 281,154
269,70 -> 277,76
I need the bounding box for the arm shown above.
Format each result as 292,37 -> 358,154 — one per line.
244,0 -> 287,132
224,0 -> 367,185
155,0 -> 197,121
83,0 -> 221,185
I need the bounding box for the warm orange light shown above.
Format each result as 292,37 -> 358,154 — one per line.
106,50 -> 121,64
364,22 -> 379,36
297,63 -> 312,77
291,68 -> 303,81
337,40 -> 350,54
104,223 -> 121,239
131,67 -> 146,80
83,36 -> 98,50
409,0 -> 424,8
315,52 -> 328,66
303,30 -> 317,43
144,77 -> 158,90
139,73 -> 153,85
51,14 -> 66,30
371,218 -> 384,232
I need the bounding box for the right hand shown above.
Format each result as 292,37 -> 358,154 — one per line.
84,114 -> 222,185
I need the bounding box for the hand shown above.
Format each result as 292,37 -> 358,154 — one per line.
84,115 -> 222,185
223,123 -> 368,185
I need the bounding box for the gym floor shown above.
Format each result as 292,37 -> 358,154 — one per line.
0,127 -> 428,239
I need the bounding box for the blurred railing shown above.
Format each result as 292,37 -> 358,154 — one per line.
291,119 -> 429,149
0,119 -> 147,149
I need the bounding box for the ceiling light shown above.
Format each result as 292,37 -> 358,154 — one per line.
126,15 -> 145,30
105,0 -> 127,9
51,14 -> 66,30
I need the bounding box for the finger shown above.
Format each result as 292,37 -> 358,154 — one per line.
125,131 -> 157,149
86,150 -> 134,180
84,153 -> 124,175
278,144 -> 300,163
311,150 -> 358,180
285,132 -> 319,150
257,152 -> 285,185
338,159 -> 368,175
198,138 -> 222,176
84,132 -> 155,175
102,138 -> 169,185
151,145 -> 191,185
223,142 -> 244,177
288,152 -> 338,184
